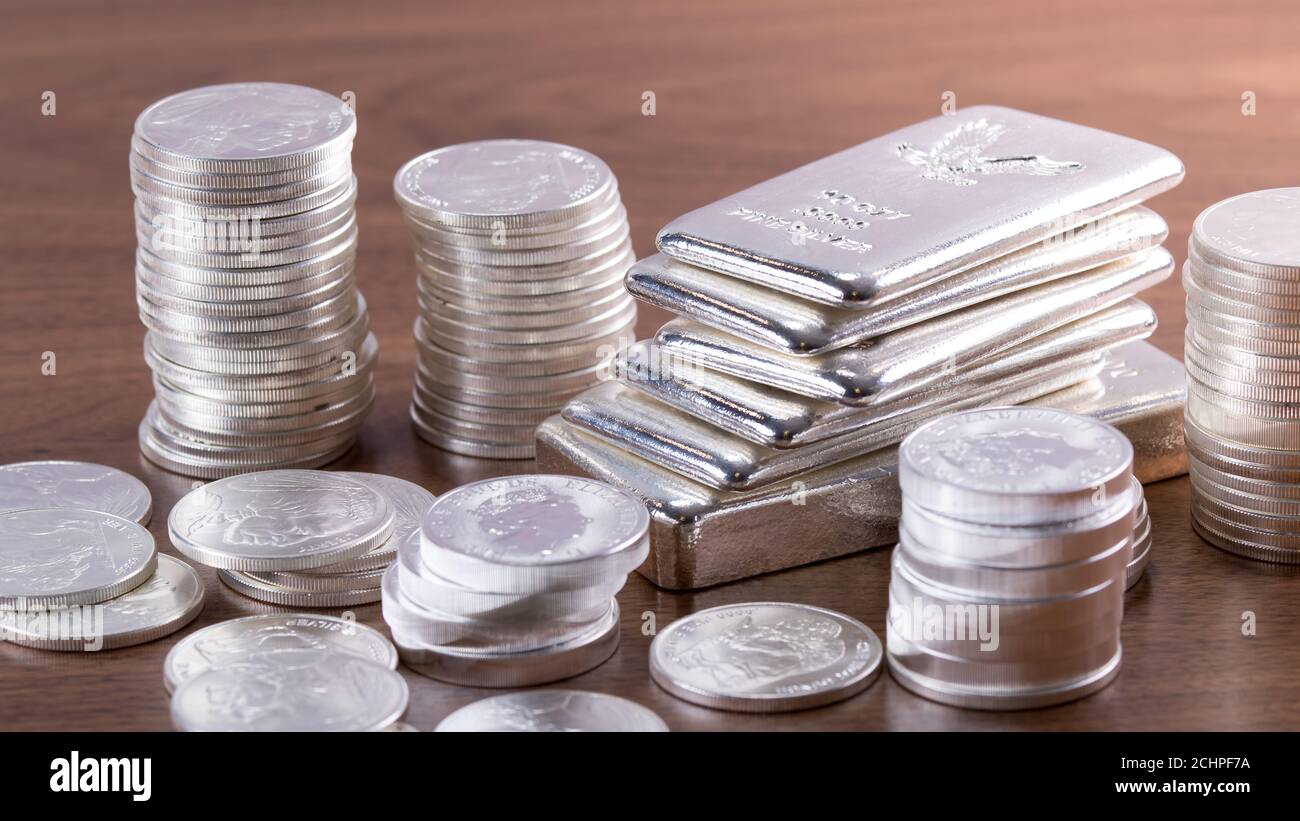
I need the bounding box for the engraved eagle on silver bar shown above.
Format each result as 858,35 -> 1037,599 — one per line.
897,118 -> 1084,186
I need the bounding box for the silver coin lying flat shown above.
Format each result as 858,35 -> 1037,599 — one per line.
0,461 -> 152,524
393,139 -> 614,228
649,602 -> 883,713
0,508 -> 157,609
133,82 -> 355,170
163,612 -> 397,693
171,651 -> 408,732
168,469 -> 394,571
0,554 -> 203,650
899,406 -> 1134,526
436,690 -> 669,732
420,474 -> 649,590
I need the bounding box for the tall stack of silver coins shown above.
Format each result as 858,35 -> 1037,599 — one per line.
1185,188 -> 1300,562
0,462 -> 206,651
887,407 -> 1139,710
167,469 -> 431,607
538,107 -> 1182,586
132,83 -> 376,478
382,475 -> 648,686
394,141 -> 637,459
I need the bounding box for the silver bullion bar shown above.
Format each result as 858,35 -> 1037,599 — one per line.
656,105 -> 1183,308
616,297 -> 1156,448
535,341 -> 1188,589
655,247 -> 1173,405
630,206 -> 1166,355
564,348 -> 1102,490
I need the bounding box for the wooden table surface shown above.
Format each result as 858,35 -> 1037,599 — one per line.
3,0 -> 1300,731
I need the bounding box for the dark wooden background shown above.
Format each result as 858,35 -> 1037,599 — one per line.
3,0 -> 1299,731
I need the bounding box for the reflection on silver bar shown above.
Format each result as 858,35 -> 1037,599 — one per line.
655,247 -> 1173,405
657,106 -> 1183,308
566,350 -> 1102,490
537,342 -> 1188,589
630,207 -> 1166,355
616,298 -> 1155,448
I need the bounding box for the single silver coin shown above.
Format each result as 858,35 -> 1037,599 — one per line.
167,470 -> 394,571
419,475 -> 648,588
0,508 -> 157,609
1191,188 -> 1300,277
0,461 -> 152,524
0,555 -> 204,650
134,82 -> 355,169
171,651 -> 408,732
435,690 -> 669,732
900,406 -> 1134,526
422,474 -> 647,566
650,602 -> 883,713
163,612 -> 397,693
394,140 -> 614,227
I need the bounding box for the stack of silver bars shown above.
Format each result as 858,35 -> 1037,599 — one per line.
538,106 -> 1189,589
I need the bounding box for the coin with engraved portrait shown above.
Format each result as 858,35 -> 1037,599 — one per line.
133,82 -> 355,169
899,406 -> 1134,526
393,140 -> 614,228
0,554 -> 203,650
436,690 -> 668,732
167,469 -> 394,571
419,474 -> 648,590
0,461 -> 152,524
162,612 -> 397,693
0,508 -> 157,610
170,650 -> 408,732
649,602 -> 883,713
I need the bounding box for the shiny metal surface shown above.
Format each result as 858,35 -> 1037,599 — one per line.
654,247 -> 1173,405
630,207 -> 1166,354
566,349 -> 1104,490
535,341 -> 1187,588
656,106 -> 1183,308
649,602 -> 882,712
899,406 -> 1134,526
618,298 -> 1155,448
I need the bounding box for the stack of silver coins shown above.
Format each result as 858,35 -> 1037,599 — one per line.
132,83 -> 377,479
394,140 -> 637,459
1184,188 -> 1300,563
887,407 -> 1139,710
0,461 -> 207,651
382,474 -> 647,686
166,614 -> 410,731
168,469 -> 432,607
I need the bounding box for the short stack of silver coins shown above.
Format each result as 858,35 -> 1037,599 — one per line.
382,474 -> 647,686
1184,188 -> 1300,563
167,469 -> 430,607
0,461 -> 207,651
887,407 -> 1140,710
132,83 -> 377,479
394,140 -> 637,459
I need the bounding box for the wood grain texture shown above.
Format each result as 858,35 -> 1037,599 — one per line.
3,0 -> 1300,731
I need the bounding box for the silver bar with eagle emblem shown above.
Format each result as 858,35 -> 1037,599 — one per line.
655,105 -> 1182,309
